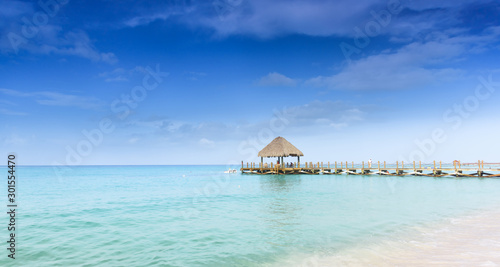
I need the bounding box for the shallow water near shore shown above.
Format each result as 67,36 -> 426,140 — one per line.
1,165 -> 500,266
277,208 -> 500,266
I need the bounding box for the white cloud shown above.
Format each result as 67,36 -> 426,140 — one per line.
34,92 -> 102,109
0,0 -> 33,18
190,0 -> 376,38
120,0 -> 378,38
1,17 -> 117,64
117,0 -> 494,40
283,100 -> 367,129
199,138 -> 215,148
104,76 -> 128,82
0,88 -> 104,110
128,137 -> 140,144
0,108 -> 27,116
307,28 -> 500,90
4,134 -> 27,145
330,122 -> 348,129
98,66 -> 149,82
124,13 -> 172,28
185,71 -> 207,81
0,99 -> 26,116
100,68 -> 128,82
122,1 -> 193,28
120,100 -> 368,149
258,72 -> 297,87
38,30 -> 118,64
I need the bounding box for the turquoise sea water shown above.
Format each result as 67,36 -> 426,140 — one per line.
1,165 -> 500,266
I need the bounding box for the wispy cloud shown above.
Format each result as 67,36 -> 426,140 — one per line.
119,0 -> 371,37
257,72 -> 297,87
307,27 -> 500,90
127,137 -> 140,144
0,88 -> 104,110
184,71 -> 207,81
119,0 -> 495,40
0,95 -> 27,118
124,13 -> 172,28
98,66 -> 147,82
283,100 -> 366,128
199,138 -> 216,148
0,88 -> 31,97
121,1 -> 195,28
3,133 -> 27,145
0,108 -> 27,116
37,30 -> 118,64
197,0 -> 376,38
120,100 -> 369,146
0,0 -> 33,18
0,3 -> 117,64
1,0 -> 480,50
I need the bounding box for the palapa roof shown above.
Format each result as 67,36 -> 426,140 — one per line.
258,136 -> 304,158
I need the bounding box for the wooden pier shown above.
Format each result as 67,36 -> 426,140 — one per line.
240,160 -> 500,178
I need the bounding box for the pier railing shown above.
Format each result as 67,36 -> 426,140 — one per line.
240,160 -> 500,177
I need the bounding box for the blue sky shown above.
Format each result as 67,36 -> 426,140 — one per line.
1,0 -> 500,165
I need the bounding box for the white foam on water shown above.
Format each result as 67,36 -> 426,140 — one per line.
282,207 -> 500,267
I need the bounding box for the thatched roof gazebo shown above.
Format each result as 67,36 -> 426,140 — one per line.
258,136 -> 304,166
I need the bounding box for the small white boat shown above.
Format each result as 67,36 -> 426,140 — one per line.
224,168 -> 237,173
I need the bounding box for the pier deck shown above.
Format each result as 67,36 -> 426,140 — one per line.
240,161 -> 500,178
